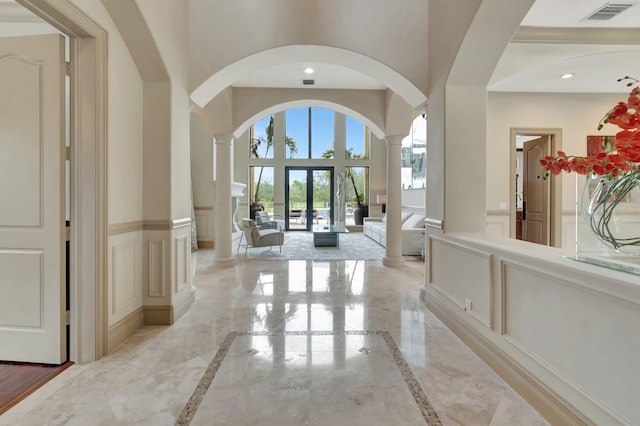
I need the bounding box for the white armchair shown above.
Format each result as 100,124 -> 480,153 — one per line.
237,218 -> 284,257
254,211 -> 279,230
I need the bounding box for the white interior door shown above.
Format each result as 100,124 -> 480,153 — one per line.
0,34 -> 66,364
522,137 -> 550,246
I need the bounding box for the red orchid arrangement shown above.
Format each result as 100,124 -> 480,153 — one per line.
540,76 -> 640,179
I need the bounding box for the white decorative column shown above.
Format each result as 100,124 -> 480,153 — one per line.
383,135 -> 405,267
213,134 -> 235,266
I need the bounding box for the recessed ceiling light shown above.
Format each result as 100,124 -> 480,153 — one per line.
560,73 -> 574,79
304,67 -> 314,74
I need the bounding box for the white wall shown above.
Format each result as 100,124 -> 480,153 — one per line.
426,0 -> 483,228
135,0 -> 191,220
190,113 -> 214,245
369,132 -> 387,216
71,0 -> 145,226
402,189 -> 425,210
487,91 -> 622,246
108,57 -> 143,225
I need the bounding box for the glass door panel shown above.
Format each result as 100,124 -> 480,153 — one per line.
286,167 -> 334,231
313,169 -> 332,226
286,169 -> 307,230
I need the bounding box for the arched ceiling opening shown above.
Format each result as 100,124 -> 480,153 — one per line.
190,45 -> 427,111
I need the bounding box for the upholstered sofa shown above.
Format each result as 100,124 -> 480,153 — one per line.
363,210 -> 425,256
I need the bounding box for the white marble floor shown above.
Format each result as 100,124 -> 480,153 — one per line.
1,251 -> 549,425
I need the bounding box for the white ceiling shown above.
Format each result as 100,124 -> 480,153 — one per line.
521,0 -> 640,27
2,0 -> 639,94
233,62 -> 386,90
490,0 -> 640,93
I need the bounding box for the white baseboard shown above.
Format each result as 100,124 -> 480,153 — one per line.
107,307 -> 144,353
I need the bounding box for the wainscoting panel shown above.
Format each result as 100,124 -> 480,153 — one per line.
194,207 -> 213,246
111,243 -> 136,314
175,234 -> 189,294
424,231 -> 640,424
108,232 -> 142,327
148,240 -> 165,297
501,259 -> 640,423
195,212 -> 210,237
143,226 -> 193,325
429,236 -> 493,328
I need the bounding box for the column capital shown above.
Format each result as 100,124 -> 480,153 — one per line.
213,133 -> 234,145
384,134 -> 406,146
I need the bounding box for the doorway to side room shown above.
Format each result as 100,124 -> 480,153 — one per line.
0,26 -> 70,365
511,128 -> 562,247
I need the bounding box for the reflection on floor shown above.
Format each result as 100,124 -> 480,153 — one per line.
1,252 -> 549,425
177,330 -> 440,425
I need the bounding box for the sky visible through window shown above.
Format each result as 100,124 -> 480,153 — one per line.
311,108 -> 334,158
255,108 -> 366,159
346,116 -> 365,158
285,108 -> 309,158
284,108 -> 337,158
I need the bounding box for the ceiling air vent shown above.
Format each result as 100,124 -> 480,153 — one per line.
302,79 -> 315,85
584,3 -> 632,20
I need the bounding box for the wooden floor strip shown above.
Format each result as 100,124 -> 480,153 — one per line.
0,361 -> 73,415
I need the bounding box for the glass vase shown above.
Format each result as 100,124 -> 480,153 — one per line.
580,172 -> 640,256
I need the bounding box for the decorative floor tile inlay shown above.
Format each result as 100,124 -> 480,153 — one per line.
176,330 -> 441,425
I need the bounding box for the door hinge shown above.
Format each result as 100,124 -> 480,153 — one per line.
66,146 -> 70,161
66,224 -> 70,241
65,310 -> 70,325
65,61 -> 71,76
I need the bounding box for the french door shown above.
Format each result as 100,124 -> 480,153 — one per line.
285,167 -> 334,231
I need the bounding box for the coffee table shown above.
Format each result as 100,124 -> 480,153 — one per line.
313,224 -> 340,247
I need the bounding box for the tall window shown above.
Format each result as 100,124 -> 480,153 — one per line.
311,108 -> 334,159
246,110 -> 371,222
346,116 -> 368,159
250,115 -> 274,159
286,108 -> 309,159
250,166 -> 274,213
344,166 -> 368,225
345,166 -> 369,208
286,107 -> 334,159
401,115 -> 426,189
